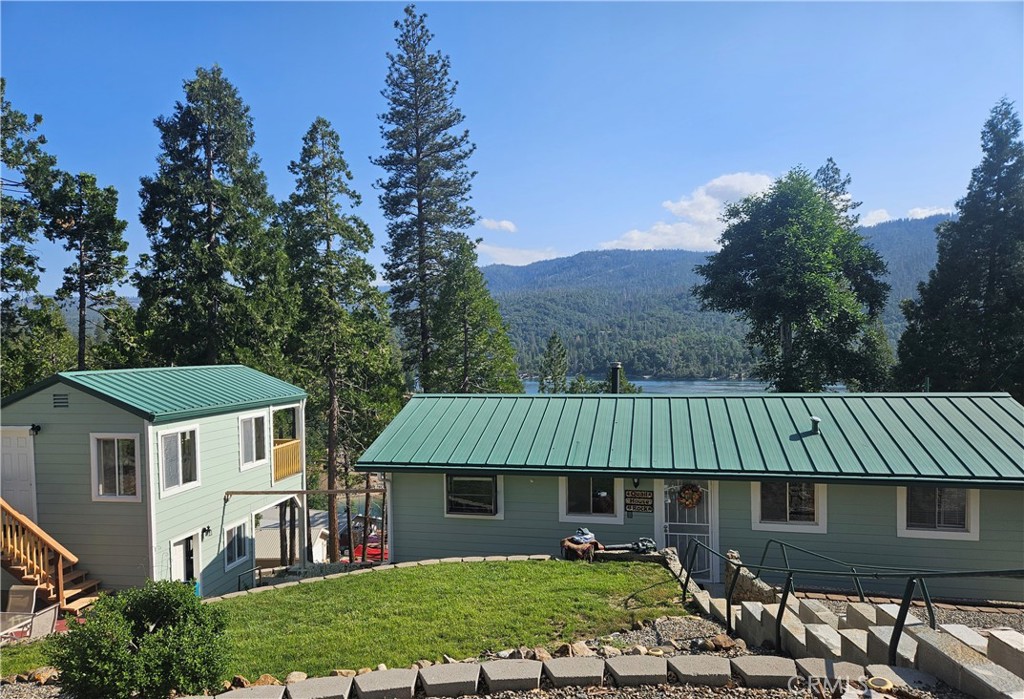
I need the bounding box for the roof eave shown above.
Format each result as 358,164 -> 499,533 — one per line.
354,462 -> 1024,490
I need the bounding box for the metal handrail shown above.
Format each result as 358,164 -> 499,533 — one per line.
678,538 -> 1024,660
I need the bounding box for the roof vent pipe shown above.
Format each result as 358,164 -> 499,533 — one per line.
810,416 -> 821,435
610,362 -> 622,394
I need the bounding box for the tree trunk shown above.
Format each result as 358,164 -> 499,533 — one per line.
77,237 -> 87,371
343,450 -> 354,562
278,501 -> 288,566
416,196 -> 430,390
289,498 -> 297,566
203,131 -> 219,365
326,365 -> 340,563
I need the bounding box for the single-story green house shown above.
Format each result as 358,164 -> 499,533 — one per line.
1,366 -> 307,608
357,392 -> 1024,602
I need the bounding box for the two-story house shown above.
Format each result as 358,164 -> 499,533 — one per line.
1,365 -> 307,612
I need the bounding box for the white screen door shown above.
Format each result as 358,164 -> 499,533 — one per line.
663,479 -> 717,582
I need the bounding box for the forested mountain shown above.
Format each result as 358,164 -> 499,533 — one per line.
483,215 -> 949,378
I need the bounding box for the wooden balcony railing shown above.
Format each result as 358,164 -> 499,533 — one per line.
1,497 -> 77,607
272,439 -> 302,482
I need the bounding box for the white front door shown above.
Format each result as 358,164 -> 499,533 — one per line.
170,533 -> 200,593
658,479 -> 718,582
1,428 -> 37,520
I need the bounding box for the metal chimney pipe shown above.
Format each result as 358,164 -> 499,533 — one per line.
610,362 -> 622,394
810,416 -> 821,435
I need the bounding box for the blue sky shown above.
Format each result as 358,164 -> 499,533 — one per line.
3,1 -> 1022,294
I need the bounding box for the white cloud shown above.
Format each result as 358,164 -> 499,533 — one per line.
480,218 -> 518,234
908,206 -> 953,219
477,242 -> 558,266
861,209 -> 892,227
599,172 -> 773,252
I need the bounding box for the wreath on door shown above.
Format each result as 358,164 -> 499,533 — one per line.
676,483 -> 703,509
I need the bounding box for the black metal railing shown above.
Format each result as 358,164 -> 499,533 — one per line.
677,538 -> 1023,665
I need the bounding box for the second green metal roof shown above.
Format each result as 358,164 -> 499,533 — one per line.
357,393 -> 1024,487
2,365 -> 306,424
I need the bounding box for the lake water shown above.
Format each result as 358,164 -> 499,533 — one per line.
523,378 -> 770,395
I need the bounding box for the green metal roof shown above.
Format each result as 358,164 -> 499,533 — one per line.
2,365 -> 306,424
357,393 -> 1024,488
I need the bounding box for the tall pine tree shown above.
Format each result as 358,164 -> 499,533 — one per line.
44,172 -> 128,370
538,332 -> 568,393
1,79 -> 74,394
284,117 -> 403,561
429,239 -> 522,393
897,99 -> 1024,401
373,4 -> 476,388
136,66 -> 290,371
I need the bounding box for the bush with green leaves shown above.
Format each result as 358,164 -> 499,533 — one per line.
46,580 -> 227,699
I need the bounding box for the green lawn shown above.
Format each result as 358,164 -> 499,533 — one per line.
1,560 -> 684,680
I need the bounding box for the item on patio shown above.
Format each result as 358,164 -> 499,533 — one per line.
601,537 -> 658,554
561,530 -> 604,561
569,527 -> 595,544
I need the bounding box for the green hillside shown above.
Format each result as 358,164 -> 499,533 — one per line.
483,215 -> 948,379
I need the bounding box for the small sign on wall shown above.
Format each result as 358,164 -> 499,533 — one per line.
624,489 -> 654,513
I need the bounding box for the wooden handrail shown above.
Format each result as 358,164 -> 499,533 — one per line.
0,498 -> 77,563
2,498 -> 78,605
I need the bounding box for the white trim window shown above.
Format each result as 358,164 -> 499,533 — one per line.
897,486 -> 979,541
90,433 -> 141,502
559,476 -> 624,525
238,412 -> 269,471
751,482 -> 827,534
159,426 -> 200,495
444,475 -> 504,519
224,521 -> 248,571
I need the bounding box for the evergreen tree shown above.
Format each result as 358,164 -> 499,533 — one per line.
136,66 -> 290,371
1,298 -> 75,396
283,117 -> 403,561
44,172 -> 128,369
1,78 -> 57,317
694,167 -> 889,392
429,239 -> 523,393
897,99 -> 1024,401
373,4 -> 477,388
538,332 -> 568,393
89,299 -> 152,369
1,79 -> 72,394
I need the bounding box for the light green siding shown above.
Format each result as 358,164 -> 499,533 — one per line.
390,473 -> 1024,601
716,481 -> 1024,602
150,405 -> 304,598
390,473 -> 656,560
2,384 -> 150,589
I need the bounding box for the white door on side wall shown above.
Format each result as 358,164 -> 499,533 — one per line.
1,428 -> 37,521
659,479 -> 718,582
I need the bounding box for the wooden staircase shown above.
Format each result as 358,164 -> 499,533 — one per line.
1,497 -> 101,614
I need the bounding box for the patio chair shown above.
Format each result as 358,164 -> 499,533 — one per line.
4,585 -> 38,613
27,604 -> 59,640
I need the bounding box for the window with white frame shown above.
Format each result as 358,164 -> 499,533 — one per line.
160,427 -> 199,493
751,482 -> 827,533
897,486 -> 979,540
445,475 -> 500,517
239,414 -> 268,470
225,522 -> 247,570
91,434 -> 140,500
559,476 -> 624,524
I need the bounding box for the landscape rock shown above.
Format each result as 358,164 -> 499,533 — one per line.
624,644 -> 648,655
600,645 -> 622,657
699,639 -> 716,652
533,647 -> 553,662
553,642 -> 573,657
253,674 -> 282,686
711,633 -> 736,650
30,667 -> 59,686
233,675 -> 251,688
443,654 -> 458,664
376,664 -> 388,672
417,660 -> 434,669
570,641 -> 595,657
332,669 -> 357,677
285,671 -> 308,684
357,668 -> 372,675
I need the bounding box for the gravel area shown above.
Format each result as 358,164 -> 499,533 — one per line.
815,599 -> 1024,633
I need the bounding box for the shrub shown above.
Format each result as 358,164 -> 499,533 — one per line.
46,580 -> 227,699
